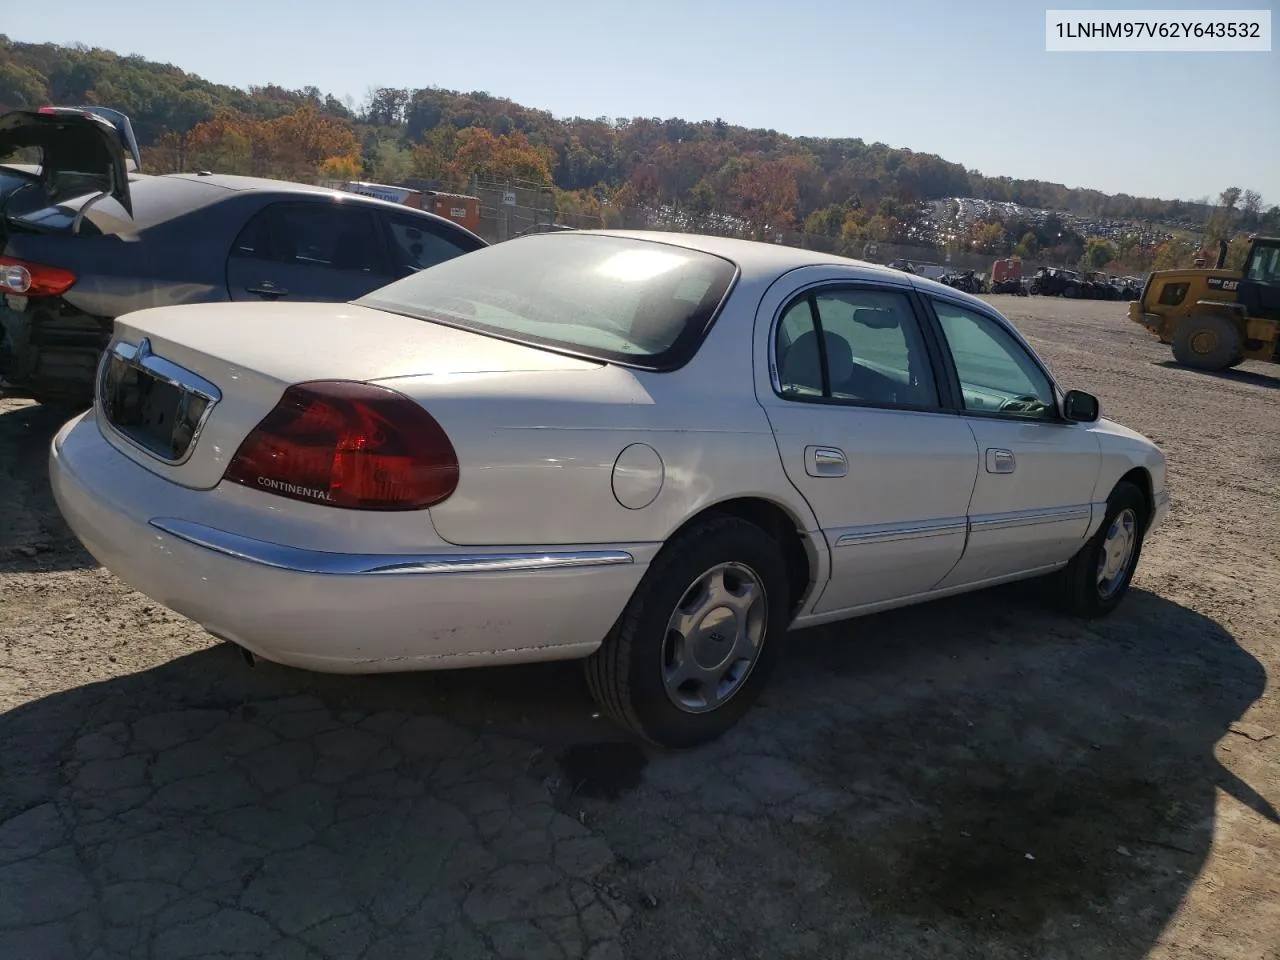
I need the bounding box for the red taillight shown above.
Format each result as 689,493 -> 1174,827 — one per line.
222,381 -> 459,511
0,257 -> 77,297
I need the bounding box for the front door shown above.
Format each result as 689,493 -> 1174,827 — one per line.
925,296 -> 1101,588
756,276 -> 980,614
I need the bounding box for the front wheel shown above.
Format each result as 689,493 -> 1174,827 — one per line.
1171,313 -> 1241,370
1051,480 -> 1146,618
584,515 -> 791,748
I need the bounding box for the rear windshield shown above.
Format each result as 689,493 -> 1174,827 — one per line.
357,233 -> 739,369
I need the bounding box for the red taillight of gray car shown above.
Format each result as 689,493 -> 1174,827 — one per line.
0,257 -> 77,297
222,380 -> 460,511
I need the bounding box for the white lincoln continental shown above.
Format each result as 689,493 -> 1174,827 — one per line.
49,231 -> 1170,747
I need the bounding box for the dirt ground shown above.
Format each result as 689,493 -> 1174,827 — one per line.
1,295 -> 1277,960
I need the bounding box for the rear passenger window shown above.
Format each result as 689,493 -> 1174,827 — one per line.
775,288 -> 938,408
231,203 -> 383,272
384,215 -> 477,276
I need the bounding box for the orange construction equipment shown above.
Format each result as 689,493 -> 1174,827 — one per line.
991,257 -> 1022,285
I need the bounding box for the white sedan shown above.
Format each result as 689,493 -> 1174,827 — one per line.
49,230 -> 1170,747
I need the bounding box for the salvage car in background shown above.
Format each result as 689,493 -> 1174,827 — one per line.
0,107 -> 486,406
49,231 -> 1170,747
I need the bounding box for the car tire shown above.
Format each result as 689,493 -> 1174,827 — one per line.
1171,313 -> 1241,370
1064,284 -> 1079,298
1052,480 -> 1146,619
584,515 -> 791,749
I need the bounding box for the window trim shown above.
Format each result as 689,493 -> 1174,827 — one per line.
227,198 -> 392,275
923,293 -> 1070,424
768,280 -> 953,414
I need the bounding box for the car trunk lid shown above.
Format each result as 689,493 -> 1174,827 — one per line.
97,300 -> 602,489
0,108 -> 133,217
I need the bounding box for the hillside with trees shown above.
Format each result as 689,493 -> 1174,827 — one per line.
2,34 -> 1276,273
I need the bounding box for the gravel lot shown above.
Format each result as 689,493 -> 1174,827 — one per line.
1,295 -> 1277,960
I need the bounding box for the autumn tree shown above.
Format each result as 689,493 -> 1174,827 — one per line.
1081,238 -> 1117,271
140,130 -> 188,174
733,157 -> 802,240
969,220 -> 1006,254
1152,239 -> 1194,270
840,208 -> 870,255
258,104 -> 361,181
448,128 -> 554,184
627,163 -> 662,206
184,110 -> 254,174
318,153 -> 361,180
1241,189 -> 1264,229
182,104 -> 360,182
804,203 -> 852,240
685,179 -> 718,229
1205,185 -> 1243,244
365,87 -> 410,126
369,138 -> 413,182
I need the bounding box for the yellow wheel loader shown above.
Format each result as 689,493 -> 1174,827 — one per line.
1129,236 -> 1280,370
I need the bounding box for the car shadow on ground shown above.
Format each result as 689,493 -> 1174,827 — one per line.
1153,359 -> 1280,389
0,582 -> 1271,959
0,401 -> 97,573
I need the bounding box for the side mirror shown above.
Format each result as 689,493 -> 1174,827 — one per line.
1062,389 -> 1100,423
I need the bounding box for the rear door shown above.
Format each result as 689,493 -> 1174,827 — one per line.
755,269 -> 980,614
225,200 -> 390,303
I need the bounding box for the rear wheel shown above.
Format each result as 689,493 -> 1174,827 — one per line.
1171,313 -> 1241,370
1051,480 -> 1146,618
584,515 -> 790,748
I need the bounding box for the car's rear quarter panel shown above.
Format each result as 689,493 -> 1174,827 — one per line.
384,301 -> 822,549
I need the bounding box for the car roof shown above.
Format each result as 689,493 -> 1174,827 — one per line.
164,172 -> 340,194
577,229 -> 864,274
567,229 -> 994,311
15,170 -> 482,238
164,173 -> 436,212
159,173 -> 481,234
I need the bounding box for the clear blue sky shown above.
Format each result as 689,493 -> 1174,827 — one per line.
6,0 -> 1278,204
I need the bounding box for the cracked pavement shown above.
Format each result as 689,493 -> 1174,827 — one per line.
2,681 -> 632,960
2,297 -> 1279,959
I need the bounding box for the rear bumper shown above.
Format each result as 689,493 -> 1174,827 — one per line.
49,410 -> 654,673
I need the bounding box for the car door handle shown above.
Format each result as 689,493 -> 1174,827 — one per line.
985,448 -> 1016,474
805,445 -> 847,477
246,282 -> 288,298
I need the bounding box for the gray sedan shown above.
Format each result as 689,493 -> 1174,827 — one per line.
0,107 -> 486,407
